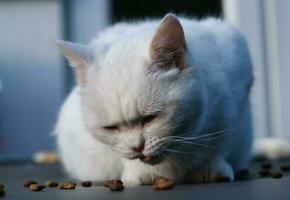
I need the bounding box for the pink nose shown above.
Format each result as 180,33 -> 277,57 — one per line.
131,143 -> 144,153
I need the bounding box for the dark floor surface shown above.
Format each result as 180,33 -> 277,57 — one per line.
0,159 -> 290,200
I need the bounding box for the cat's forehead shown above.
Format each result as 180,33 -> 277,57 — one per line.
88,65 -> 164,124
102,37 -> 150,68
86,38 -> 179,123
94,38 -> 152,90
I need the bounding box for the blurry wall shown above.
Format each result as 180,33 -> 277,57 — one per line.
268,0 -> 290,139
68,0 -> 111,44
0,0 -> 110,160
224,0 -> 290,139
0,0 -> 63,160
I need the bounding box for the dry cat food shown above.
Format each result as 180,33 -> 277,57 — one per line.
0,189 -> 5,197
259,169 -> 271,177
261,162 -> 272,169
23,180 -> 38,187
29,184 -> 46,192
153,177 -> 174,190
0,184 -> 5,198
45,181 -> 59,188
281,165 -> 290,171
270,171 -> 283,179
235,169 -> 249,180
58,181 -> 76,190
103,180 -> 124,191
214,175 -> 231,182
81,181 -> 92,187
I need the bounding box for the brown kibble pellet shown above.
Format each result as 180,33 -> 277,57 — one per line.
153,177 -> 174,190
0,189 -> 5,197
81,181 -> 92,187
214,175 -> 231,182
0,184 -> 4,190
45,181 -> 58,188
235,169 -> 249,180
23,180 -> 38,187
58,182 -> 76,190
281,165 -> 290,171
29,184 -> 45,192
270,171 -> 283,179
259,169 -> 270,177
103,180 -> 124,191
261,162 -> 272,170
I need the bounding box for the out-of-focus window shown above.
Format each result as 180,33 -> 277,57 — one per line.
224,0 -> 290,140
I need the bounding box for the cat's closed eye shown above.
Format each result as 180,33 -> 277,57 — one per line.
103,125 -> 119,132
141,115 -> 158,126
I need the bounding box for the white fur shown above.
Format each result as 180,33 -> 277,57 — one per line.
55,15 -> 253,185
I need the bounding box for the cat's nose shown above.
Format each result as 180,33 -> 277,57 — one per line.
131,142 -> 144,153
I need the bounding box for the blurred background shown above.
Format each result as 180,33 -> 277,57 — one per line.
0,0 -> 289,161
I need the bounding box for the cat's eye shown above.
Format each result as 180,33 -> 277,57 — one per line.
141,115 -> 157,126
103,125 -> 119,132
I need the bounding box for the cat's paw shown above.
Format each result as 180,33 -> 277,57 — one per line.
121,159 -> 155,186
192,158 -> 234,183
121,173 -> 152,187
121,176 -> 142,187
121,168 -> 153,187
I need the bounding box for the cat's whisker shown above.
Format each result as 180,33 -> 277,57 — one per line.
162,129 -> 233,145
157,138 -> 217,150
160,147 -> 203,156
166,129 -> 231,141
166,141 -> 218,150
162,136 -> 224,143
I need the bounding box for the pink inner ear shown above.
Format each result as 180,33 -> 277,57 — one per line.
150,14 -> 187,70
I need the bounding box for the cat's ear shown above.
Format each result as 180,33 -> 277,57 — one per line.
56,40 -> 94,86
150,14 -> 186,70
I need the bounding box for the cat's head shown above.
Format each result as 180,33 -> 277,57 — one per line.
58,14 -> 200,164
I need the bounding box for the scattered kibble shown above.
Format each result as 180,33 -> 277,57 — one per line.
259,169 -> 270,177
281,165 -> 290,172
23,180 -> 38,187
58,181 -> 76,190
103,180 -> 124,191
153,177 -> 174,190
81,181 -> 92,187
29,184 -> 46,192
235,169 -> 249,180
1,159 -> 289,196
261,162 -> 272,170
45,181 -> 58,188
214,175 -> 231,182
270,171 -> 283,179
0,189 -> 5,197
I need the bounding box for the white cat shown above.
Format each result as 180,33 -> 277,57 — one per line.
55,14 -> 254,186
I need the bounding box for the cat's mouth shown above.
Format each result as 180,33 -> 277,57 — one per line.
139,155 -> 152,162
138,154 -> 164,165
124,152 -> 165,165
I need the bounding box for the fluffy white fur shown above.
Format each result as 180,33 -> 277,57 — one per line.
55,14 -> 254,186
